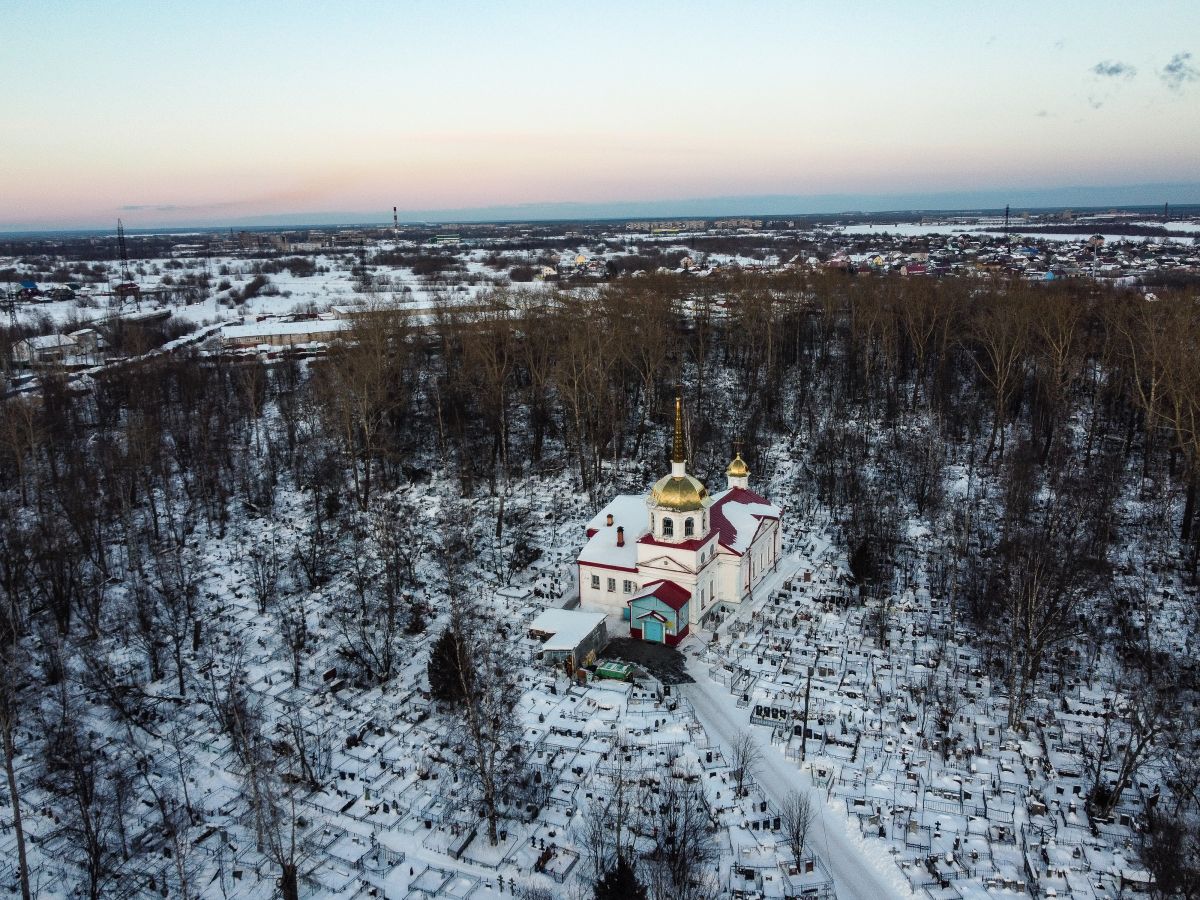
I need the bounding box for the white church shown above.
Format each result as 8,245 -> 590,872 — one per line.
576,398 -> 782,644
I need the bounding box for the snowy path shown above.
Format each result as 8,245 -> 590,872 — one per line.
679,657 -> 912,900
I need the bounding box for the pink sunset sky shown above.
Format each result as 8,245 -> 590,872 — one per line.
2,1 -> 1198,228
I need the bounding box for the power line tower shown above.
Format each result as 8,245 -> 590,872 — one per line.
1004,204 -> 1010,238
2,288 -> 16,329
116,218 -> 131,281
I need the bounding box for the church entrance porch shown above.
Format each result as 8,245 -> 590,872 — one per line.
640,615 -> 665,643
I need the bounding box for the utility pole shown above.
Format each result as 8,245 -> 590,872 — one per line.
800,646 -> 820,762
117,218 -> 130,281
2,288 -> 15,328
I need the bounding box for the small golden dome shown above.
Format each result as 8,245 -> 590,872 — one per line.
650,474 -> 709,511
726,452 -> 750,478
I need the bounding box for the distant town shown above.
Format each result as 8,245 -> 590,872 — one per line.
2,206 -> 1197,379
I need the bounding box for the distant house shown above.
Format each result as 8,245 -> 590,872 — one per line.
527,609 -> 607,669
12,333 -> 77,365
68,327 -> 103,357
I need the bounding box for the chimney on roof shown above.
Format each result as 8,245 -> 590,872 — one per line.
606,513 -> 614,527
617,526 -> 625,547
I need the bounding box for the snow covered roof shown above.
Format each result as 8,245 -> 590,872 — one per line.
527,609 -> 606,651
709,487 -> 781,555
20,333 -> 76,350
579,494 -> 646,571
222,318 -> 349,340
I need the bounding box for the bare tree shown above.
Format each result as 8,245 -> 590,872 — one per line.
443,588 -> 525,845
273,591 -> 309,689
730,731 -> 762,798
315,302 -> 413,510
331,522 -> 405,684
639,774 -> 718,900
963,289 -> 1031,460
580,754 -> 639,880
0,636 -> 31,900
1086,679 -> 1168,821
203,648 -> 307,900
39,688 -> 135,900
779,790 -> 816,863
247,538 -> 280,616
149,542 -> 202,696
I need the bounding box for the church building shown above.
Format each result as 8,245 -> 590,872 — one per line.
576,398 -> 782,643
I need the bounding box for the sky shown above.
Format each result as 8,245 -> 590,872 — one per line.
2,0 -> 1199,229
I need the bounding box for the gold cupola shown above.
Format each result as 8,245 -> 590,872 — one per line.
726,443 -> 750,489
726,452 -> 749,478
649,396 -> 709,512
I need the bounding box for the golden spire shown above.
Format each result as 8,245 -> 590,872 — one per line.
672,395 -> 685,464
650,392 -> 709,512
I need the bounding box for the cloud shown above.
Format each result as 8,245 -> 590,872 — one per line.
118,202 -> 240,213
1160,52 -> 1199,91
1091,60 -> 1136,79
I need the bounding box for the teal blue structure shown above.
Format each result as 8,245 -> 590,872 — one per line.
627,580 -> 690,645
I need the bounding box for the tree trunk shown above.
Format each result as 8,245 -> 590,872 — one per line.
2,722 -> 31,900
279,863 -> 299,900
1181,471 -> 1196,543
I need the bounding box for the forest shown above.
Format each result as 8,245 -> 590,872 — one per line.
1,269 -> 1198,897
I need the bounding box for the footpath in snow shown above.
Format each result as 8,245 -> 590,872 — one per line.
679,654 -> 913,900
678,549 -> 913,900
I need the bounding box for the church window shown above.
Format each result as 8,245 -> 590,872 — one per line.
607,577 -> 616,592
684,517 -> 695,537
662,517 -> 674,537
591,574 -> 600,590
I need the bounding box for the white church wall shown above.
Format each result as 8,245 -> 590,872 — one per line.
578,565 -> 638,616
716,553 -> 745,605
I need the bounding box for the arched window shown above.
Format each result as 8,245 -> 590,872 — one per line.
684,518 -> 695,537
662,517 -> 674,538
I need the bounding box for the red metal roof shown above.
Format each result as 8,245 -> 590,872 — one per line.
628,579 -> 691,612
709,487 -> 778,556
636,531 -> 714,551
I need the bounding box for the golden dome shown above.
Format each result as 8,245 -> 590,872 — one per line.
650,474 -> 709,512
726,452 -> 750,478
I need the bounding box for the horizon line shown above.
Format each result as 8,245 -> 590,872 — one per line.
4,184 -> 1200,236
